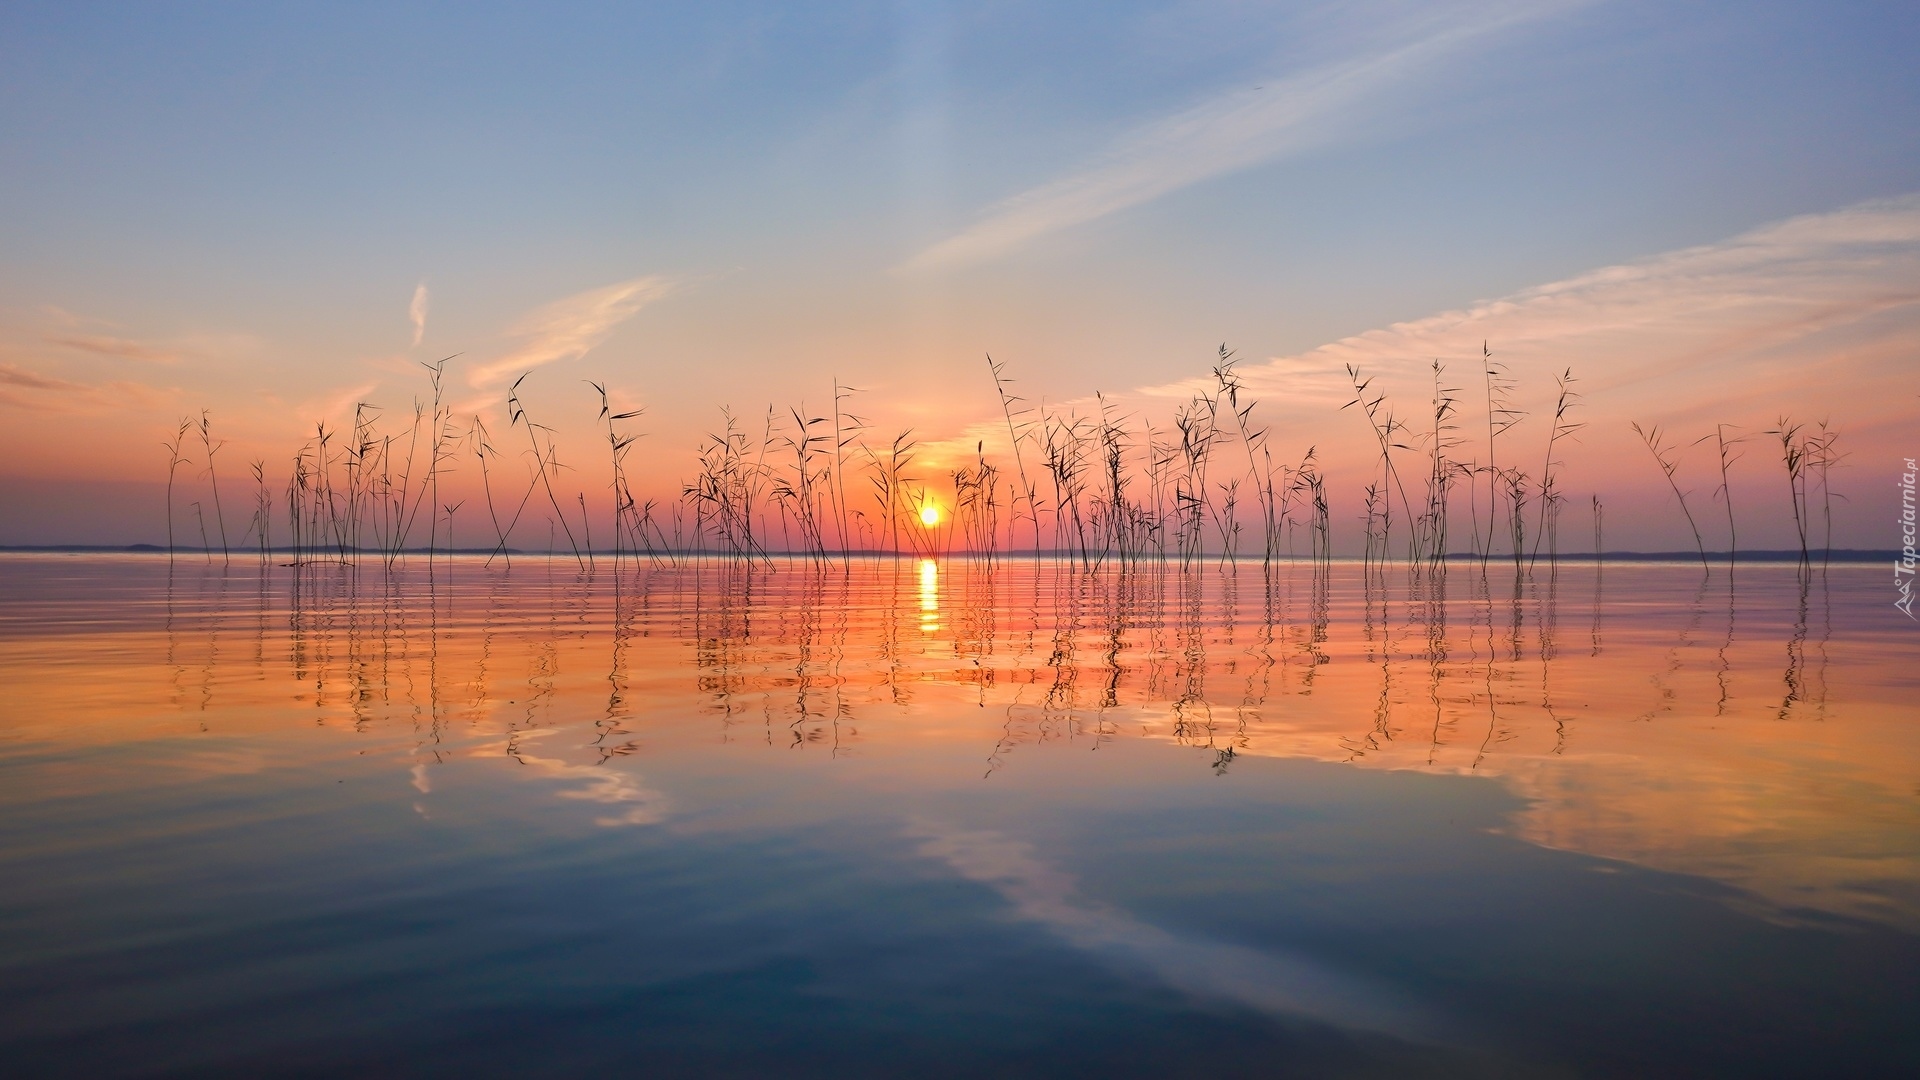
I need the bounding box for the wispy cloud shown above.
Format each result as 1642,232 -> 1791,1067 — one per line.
409,283 -> 430,348
47,334 -> 187,364
467,275 -> 676,388
0,360 -> 171,414
1231,192 -> 1920,414
0,362 -> 83,392
903,2 -> 1576,271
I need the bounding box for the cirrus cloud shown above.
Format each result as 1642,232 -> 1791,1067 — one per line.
903,2 -> 1583,271
467,275 -> 677,388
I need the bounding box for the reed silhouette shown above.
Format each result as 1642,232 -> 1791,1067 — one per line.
154,347 -> 1849,580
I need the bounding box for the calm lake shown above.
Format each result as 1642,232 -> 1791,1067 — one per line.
1,553 -> 1915,1077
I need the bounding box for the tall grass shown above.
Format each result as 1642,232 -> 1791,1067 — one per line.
1704,424 -> 1746,562
197,410 -> 229,565
1481,345 -> 1523,566
1528,369 -> 1582,569
162,417 -> 193,564
1772,417 -> 1811,566
162,344 -> 1833,575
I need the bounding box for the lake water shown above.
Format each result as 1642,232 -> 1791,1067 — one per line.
1,553 -> 1915,1077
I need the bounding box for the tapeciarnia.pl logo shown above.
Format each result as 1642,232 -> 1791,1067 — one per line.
1899,458 -> 1917,619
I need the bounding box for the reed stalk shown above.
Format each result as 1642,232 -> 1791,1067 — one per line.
1701,424 -> 1746,563
162,417 -> 193,564
1529,368 -> 1582,568
1771,417 -> 1810,565
986,355 -> 1042,557
1632,421 -> 1709,572
196,410 -> 230,565
1481,345 -> 1523,564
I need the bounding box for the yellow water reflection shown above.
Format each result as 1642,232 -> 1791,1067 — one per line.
919,558 -> 940,634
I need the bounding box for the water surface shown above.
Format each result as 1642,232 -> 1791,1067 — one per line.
1,554 -> 1915,1076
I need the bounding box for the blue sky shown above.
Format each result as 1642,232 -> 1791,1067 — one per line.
1,1 -> 1916,546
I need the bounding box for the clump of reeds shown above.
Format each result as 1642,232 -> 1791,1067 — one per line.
1771,417 -> 1810,565
1042,410 -> 1093,566
682,408 -> 772,564
491,372 -> 585,569
1293,447 -> 1330,563
1769,417 -> 1846,568
1529,369 -> 1582,568
1419,361 -> 1461,567
1501,467 -> 1529,573
952,441 -> 1001,557
1481,344 -> 1524,565
1214,347 -> 1280,567
986,355 -> 1043,557
772,405 -> 833,564
1172,392 -> 1221,567
248,459 -> 270,564
1344,364 -> 1418,564
591,381 -> 655,568
157,337 -> 1656,573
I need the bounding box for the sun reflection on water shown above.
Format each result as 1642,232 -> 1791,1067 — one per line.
918,558 -> 940,634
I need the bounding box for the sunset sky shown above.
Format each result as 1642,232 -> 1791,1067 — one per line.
2,1 -> 1916,550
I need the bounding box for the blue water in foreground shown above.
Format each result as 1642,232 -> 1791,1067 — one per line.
0,555 -> 1916,1077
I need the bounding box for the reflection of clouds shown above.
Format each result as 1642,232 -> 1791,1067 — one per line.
907,820 -> 1434,1040
479,731 -> 669,827
1504,753 -> 1920,932
175,747 -> 269,777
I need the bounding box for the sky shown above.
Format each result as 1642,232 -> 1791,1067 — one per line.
1,0 -> 1916,551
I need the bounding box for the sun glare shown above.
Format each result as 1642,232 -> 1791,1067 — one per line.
919,503 -> 940,527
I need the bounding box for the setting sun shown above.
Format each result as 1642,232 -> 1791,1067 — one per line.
918,503 -> 940,527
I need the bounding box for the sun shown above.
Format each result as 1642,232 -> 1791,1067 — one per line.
918,503 -> 940,527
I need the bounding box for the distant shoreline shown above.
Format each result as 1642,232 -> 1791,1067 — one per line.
0,546 -> 1900,563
